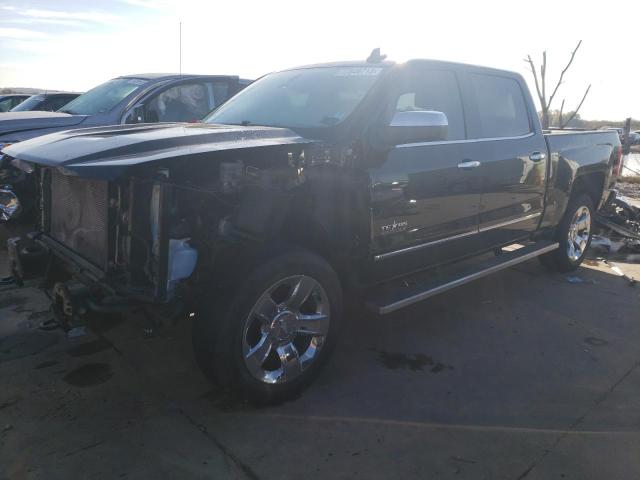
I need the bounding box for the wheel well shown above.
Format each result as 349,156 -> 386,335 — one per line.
571,172 -> 605,207
278,219 -> 343,270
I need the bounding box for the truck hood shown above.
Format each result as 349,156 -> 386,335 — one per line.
0,111 -> 88,137
2,123 -> 315,179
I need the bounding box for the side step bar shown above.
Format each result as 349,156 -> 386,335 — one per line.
367,241 -> 559,315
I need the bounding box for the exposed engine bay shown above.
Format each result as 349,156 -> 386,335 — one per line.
3,141 -> 312,330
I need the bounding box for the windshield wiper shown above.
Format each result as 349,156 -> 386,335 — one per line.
58,108 -> 77,115
240,120 -> 252,126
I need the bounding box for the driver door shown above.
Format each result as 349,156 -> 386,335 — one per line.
368,66 -> 483,278
123,79 -> 234,124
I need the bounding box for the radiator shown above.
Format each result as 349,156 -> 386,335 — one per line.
49,170 -> 109,268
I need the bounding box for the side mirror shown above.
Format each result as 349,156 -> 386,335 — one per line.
384,110 -> 448,145
126,105 -> 146,124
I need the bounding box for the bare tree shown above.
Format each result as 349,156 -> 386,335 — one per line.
525,41 -> 591,129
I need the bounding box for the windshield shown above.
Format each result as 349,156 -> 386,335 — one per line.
59,78 -> 148,115
10,95 -> 45,112
206,66 -> 384,129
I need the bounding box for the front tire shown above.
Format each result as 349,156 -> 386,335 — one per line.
193,249 -> 342,405
539,193 -> 594,272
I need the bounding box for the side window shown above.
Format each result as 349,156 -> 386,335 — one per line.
211,81 -> 230,107
144,81 -> 230,123
391,69 -> 465,141
0,98 -> 13,112
469,73 -> 531,138
50,96 -> 73,111
39,99 -> 55,111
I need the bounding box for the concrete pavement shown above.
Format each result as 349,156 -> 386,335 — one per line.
1,255 -> 639,479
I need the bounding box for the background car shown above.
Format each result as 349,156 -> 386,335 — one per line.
0,73 -> 252,150
0,94 -> 30,112
9,92 -> 82,112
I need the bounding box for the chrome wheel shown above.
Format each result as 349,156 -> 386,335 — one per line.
242,275 -> 330,385
567,205 -> 591,261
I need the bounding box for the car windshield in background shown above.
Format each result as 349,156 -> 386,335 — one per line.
10,95 -> 45,112
206,66 -> 385,129
59,78 -> 148,115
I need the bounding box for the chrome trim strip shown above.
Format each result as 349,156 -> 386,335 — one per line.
396,131 -> 535,148
378,242 -> 559,314
374,229 -> 477,262
374,212 -> 542,262
478,212 -> 541,233
457,160 -> 481,169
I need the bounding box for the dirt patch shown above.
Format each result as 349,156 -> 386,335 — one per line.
63,363 -> 113,388
584,337 -> 608,347
0,295 -> 28,310
0,396 -> 21,410
27,310 -> 52,321
374,350 -> 453,373
0,331 -> 58,362
35,360 -> 59,369
66,339 -> 112,358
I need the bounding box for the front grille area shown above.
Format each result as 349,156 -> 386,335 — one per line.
49,170 -> 109,268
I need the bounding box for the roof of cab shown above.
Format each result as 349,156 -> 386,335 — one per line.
282,58 -> 521,79
116,73 -> 243,81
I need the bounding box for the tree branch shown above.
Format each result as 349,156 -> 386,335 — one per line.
559,84 -> 591,129
548,40 -> 582,110
558,99 -> 565,128
525,55 -> 544,106
541,51 -> 547,107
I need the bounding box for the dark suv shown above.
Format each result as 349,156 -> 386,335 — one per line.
10,93 -> 82,112
0,94 -> 30,112
0,73 -> 252,150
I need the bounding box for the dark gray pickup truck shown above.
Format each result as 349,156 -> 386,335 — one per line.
0,56 -> 622,404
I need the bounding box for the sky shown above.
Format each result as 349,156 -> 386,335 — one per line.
0,0 -> 638,120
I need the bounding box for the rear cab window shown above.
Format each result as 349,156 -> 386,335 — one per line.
466,72 -> 532,139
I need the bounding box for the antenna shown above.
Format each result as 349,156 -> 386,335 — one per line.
367,48 -> 387,63
179,21 -> 182,75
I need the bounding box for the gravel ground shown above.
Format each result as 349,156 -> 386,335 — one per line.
616,181 -> 640,201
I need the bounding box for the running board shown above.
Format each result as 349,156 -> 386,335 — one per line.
367,241 -> 559,315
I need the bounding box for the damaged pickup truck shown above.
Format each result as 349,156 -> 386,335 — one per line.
1,56 -> 623,403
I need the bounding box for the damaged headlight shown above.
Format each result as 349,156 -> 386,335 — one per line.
0,186 -> 22,222
0,142 -> 17,156
10,157 -> 34,174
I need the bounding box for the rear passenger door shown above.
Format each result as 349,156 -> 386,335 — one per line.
462,71 -> 548,246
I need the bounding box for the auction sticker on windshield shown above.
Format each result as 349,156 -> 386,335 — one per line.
334,67 -> 383,76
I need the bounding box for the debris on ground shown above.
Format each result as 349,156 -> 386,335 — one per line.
603,260 -> 637,286
566,276 -> 595,285
615,181 -> 640,200
66,326 -> 88,339
591,187 -> 640,265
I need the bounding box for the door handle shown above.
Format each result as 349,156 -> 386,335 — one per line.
457,160 -> 481,169
529,151 -> 547,162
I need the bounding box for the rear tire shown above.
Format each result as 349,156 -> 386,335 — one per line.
539,193 -> 594,272
192,249 -> 342,405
